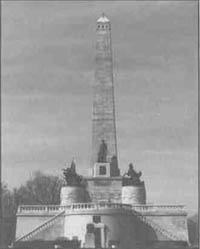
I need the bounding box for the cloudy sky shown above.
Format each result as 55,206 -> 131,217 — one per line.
2,1 -> 198,214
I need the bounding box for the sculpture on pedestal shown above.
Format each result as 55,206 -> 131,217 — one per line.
62,159 -> 83,186
122,163 -> 143,186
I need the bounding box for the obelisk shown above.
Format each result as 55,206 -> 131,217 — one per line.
92,14 -> 120,176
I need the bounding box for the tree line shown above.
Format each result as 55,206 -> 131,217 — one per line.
1,171 -> 63,247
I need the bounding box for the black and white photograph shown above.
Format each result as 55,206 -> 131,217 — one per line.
1,1 -> 198,249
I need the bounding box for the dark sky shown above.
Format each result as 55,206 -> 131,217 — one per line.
2,1 -> 198,214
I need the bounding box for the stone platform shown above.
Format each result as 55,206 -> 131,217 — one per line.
15,203 -> 189,249
85,176 -> 122,203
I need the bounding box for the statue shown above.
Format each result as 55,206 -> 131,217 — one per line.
128,163 -> 141,179
97,140 -> 107,163
122,163 -> 143,186
110,155 -> 120,176
62,159 -> 83,186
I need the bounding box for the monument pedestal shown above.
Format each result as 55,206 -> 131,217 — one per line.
122,183 -> 146,205
60,186 -> 90,205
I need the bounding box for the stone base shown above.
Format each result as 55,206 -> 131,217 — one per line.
85,177 -> 122,203
15,203 -> 189,247
122,184 -> 146,205
60,186 -> 90,205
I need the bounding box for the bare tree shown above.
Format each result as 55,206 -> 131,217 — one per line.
2,171 -> 63,246
2,183 -> 17,246
15,171 -> 63,205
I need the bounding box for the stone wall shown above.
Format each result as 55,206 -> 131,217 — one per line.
85,177 -> 122,202
145,214 -> 189,242
122,185 -> 146,205
16,215 -> 51,240
16,213 -> 65,242
15,204 -> 189,248
60,186 -> 90,205
132,211 -> 189,248
64,211 -> 138,249
32,216 -> 64,241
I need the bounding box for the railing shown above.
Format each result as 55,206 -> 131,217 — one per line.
18,205 -> 62,213
18,203 -> 185,214
17,203 -> 132,214
132,204 -> 185,213
15,210 -> 65,242
69,203 -> 132,211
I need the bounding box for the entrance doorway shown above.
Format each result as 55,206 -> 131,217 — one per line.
94,227 -> 101,248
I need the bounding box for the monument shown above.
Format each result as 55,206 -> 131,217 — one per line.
92,14 -> 120,177
14,14 -> 189,249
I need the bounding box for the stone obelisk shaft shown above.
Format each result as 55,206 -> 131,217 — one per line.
92,15 -> 119,175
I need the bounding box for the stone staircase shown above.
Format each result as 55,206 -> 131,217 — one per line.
15,210 -> 65,242
132,209 -> 188,242
15,203 -> 188,245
